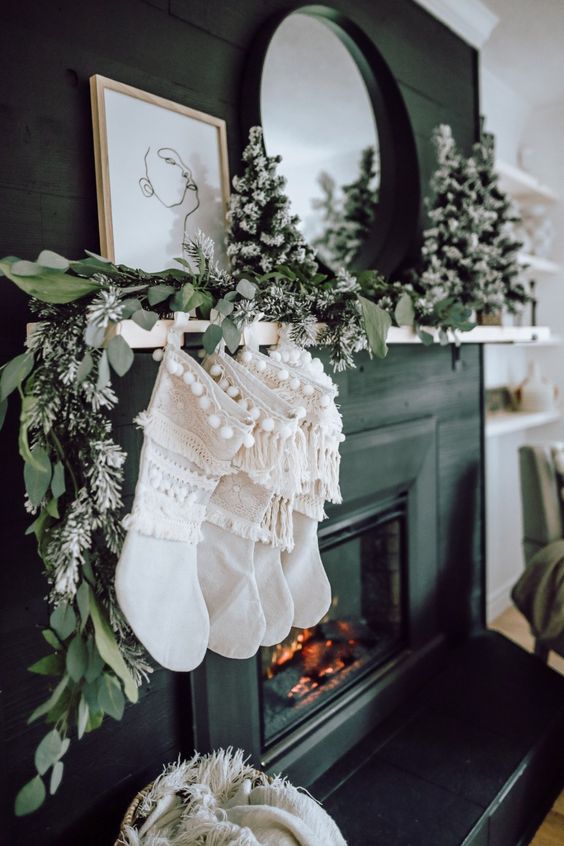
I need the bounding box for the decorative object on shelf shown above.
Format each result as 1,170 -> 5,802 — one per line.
115,748 -> 346,846
90,75 -> 230,271
226,125 -> 319,278
520,203 -> 554,259
517,361 -> 557,413
415,125 -> 531,326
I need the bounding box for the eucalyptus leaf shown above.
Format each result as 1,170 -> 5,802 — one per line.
42,629 -> 61,650
15,775 -> 46,816
84,321 -> 106,348
83,250 -> 112,263
394,292 -> 415,327
50,604 -> 76,640
45,497 -> 59,519
107,335 -> 134,377
236,278 -> 256,299
85,638 -> 105,684
359,296 -> 392,359
147,284 -> 175,306
51,461 -> 66,498
216,298 -> 234,316
37,250 -> 70,271
86,709 -> 104,733
77,696 -> 89,740
89,595 -> 138,703
24,446 -> 52,506
0,397 -> 6,432
34,728 -> 64,776
76,582 -> 90,629
11,260 -> 41,276
0,258 -> 101,304
76,350 -> 94,383
1,351 -> 34,401
28,654 -> 64,676
66,634 -> 88,682
131,309 -> 158,332
169,282 -> 193,312
28,675 -> 69,723
223,291 -> 237,302
221,317 -> 241,354
82,677 -> 102,711
202,324 -> 223,355
98,673 -> 125,720
417,328 -> 435,346
50,761 -> 64,795
96,350 -> 111,390
120,297 -> 143,319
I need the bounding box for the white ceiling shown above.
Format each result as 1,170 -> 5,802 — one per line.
481,0 -> 564,108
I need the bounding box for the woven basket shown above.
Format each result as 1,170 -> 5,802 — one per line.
115,768 -> 270,845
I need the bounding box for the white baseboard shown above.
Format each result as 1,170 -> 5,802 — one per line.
487,576 -> 517,623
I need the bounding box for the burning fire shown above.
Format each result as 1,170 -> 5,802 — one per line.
265,621 -> 361,701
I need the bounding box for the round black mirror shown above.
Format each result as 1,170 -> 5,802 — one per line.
242,6 -> 420,277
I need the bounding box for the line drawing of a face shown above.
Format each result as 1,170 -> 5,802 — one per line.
139,146 -> 200,215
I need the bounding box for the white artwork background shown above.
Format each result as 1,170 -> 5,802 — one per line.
104,89 -> 227,271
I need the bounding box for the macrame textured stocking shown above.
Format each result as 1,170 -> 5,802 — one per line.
116,344 -> 253,671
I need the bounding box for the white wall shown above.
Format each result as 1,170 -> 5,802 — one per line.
481,72 -> 564,621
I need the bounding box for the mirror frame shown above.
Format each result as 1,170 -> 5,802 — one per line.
241,5 -> 420,277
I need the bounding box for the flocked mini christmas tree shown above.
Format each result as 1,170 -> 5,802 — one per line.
472,129 -> 529,315
226,126 -> 319,277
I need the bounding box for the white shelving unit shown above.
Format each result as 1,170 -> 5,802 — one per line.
485,410 -> 561,438
517,252 -> 560,275
496,158 -> 558,203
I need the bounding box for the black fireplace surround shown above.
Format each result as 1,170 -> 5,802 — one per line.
192,416 -> 441,785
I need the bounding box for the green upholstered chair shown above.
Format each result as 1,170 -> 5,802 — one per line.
517,444 -> 564,661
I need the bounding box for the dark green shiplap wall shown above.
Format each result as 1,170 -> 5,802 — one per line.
0,2 -> 480,843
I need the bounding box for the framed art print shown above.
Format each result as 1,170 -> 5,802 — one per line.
90,75 -> 230,271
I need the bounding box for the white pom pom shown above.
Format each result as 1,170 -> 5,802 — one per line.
241,350 -> 253,364
249,406 -> 261,421
238,397 -> 249,410
270,351 -> 282,362
152,348 -> 164,362
227,385 -> 239,398
243,432 -> 255,449
295,406 -> 307,420
289,353 -> 300,365
166,358 -> 178,375
175,364 -> 185,377
210,363 -> 222,377
219,425 -> 234,440
219,378 -> 230,391
312,357 -> 323,371
278,424 -> 292,439
281,351 -> 289,362
197,348 -> 205,359
190,382 -> 204,396
290,378 -> 300,390
320,394 -> 331,408
182,370 -> 195,385
198,395 -> 211,411
208,414 -> 221,429
261,417 -> 275,432
257,360 -> 267,372
303,351 -> 312,364
278,369 -> 289,382
303,384 -> 315,396
339,433 -> 346,442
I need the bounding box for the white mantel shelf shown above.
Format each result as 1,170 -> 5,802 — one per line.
496,159 -> 558,203
26,321 -> 555,349
485,410 -> 561,438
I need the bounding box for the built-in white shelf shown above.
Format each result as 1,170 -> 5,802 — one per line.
518,253 -> 560,275
496,159 -> 558,203
485,409 -> 561,437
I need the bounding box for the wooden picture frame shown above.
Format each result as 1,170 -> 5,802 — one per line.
90,75 -> 230,271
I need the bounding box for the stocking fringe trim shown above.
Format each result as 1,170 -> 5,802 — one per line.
294,492 -> 327,523
261,494 -> 294,551
302,422 -> 342,504
205,506 -> 270,544
136,411 -> 233,479
236,426 -> 308,495
122,510 -> 203,544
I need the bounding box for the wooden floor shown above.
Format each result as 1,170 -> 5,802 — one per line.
490,606 -> 564,844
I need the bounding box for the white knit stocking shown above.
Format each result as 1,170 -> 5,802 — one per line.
116,344 -> 253,671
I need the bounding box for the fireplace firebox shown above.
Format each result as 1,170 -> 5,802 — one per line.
191,417 -> 444,786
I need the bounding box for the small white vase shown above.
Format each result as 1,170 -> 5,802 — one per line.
519,362 -> 556,413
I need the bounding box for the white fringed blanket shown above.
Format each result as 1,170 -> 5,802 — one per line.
119,749 -> 347,846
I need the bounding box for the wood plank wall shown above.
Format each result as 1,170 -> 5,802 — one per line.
0,1 -> 480,843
